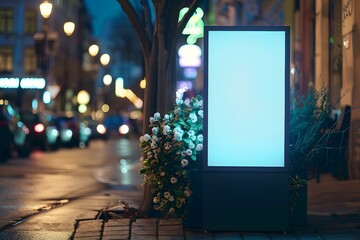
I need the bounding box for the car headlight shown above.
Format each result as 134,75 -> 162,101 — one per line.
119,124 -> 130,135
96,124 -> 107,135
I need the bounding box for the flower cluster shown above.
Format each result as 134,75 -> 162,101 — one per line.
139,94 -> 203,218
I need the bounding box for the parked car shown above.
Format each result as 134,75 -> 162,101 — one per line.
19,110 -> 60,151
53,113 -> 91,148
82,116 -> 109,141
103,114 -> 132,138
0,99 -> 32,160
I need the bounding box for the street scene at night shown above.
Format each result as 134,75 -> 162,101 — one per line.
1,0 -> 360,239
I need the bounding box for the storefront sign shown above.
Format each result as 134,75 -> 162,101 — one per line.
0,77 -> 46,89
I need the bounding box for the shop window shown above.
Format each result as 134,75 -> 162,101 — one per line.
0,8 -> 14,33
0,47 -> 13,73
24,48 -> 37,74
24,9 -> 37,34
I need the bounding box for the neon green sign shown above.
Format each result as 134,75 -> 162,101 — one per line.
179,7 -> 204,45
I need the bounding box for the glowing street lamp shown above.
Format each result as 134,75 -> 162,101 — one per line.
100,54 -> 110,66
40,0 -> 53,19
103,74 -> 112,85
63,21 -> 75,36
88,44 -> 99,57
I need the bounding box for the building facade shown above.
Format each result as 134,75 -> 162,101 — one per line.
0,0 -> 93,112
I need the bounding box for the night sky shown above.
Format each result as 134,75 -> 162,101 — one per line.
84,0 -> 122,37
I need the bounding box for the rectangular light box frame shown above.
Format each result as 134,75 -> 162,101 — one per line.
203,26 -> 290,172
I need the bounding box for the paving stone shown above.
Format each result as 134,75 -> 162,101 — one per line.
131,218 -> 157,237
104,225 -> 129,232
105,219 -> 130,227
73,230 -> 101,238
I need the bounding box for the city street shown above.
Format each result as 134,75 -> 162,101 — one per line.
0,137 -> 143,239
0,136 -> 360,239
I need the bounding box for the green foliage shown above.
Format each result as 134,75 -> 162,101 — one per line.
290,84 -> 331,174
139,95 -> 204,218
289,84 -> 332,211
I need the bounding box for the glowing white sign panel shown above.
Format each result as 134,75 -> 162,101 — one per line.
20,78 -> 46,89
206,28 -> 288,168
0,78 -> 20,88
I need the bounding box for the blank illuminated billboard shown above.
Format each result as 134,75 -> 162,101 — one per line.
204,26 -> 289,168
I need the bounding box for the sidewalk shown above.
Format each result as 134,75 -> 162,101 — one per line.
70,174 -> 360,240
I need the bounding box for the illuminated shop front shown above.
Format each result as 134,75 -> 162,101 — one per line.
0,77 -> 47,111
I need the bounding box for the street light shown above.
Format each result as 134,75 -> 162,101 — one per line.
100,54 -> 110,66
63,21 -> 75,36
88,44 -> 99,57
62,21 -> 76,111
39,0 -> 52,19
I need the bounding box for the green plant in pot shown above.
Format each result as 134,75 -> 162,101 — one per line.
289,84 -> 332,217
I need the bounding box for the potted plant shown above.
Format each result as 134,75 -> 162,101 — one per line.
289,84 -> 332,225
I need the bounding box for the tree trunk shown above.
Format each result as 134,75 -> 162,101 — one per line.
117,0 -> 203,217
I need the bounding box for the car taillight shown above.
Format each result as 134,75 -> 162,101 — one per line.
34,123 -> 45,133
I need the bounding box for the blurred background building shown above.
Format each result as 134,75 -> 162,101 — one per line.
0,0 -> 93,113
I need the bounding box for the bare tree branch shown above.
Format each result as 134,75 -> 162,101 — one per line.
116,0 -> 151,63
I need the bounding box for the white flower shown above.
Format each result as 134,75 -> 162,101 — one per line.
164,192 -> 170,199
197,134 -> 203,142
149,117 -> 155,123
184,190 -> 191,197
188,142 -> 195,149
170,177 -> 177,184
143,134 -> 151,142
188,130 -> 195,137
189,113 -> 198,123
176,98 -> 183,106
146,151 -> 153,158
198,110 -> 203,118
152,127 -> 159,135
153,197 -> 160,203
151,142 -> 157,149
181,151 -> 187,157
181,159 -> 188,167
169,196 -> 175,202
139,136 -> 145,143
162,125 -> 171,135
164,114 -> 170,121
154,112 -> 161,120
191,135 -> 196,141
184,98 -> 191,106
186,149 -> 193,156
198,100 -> 203,107
196,143 -> 203,151
174,127 -> 184,141
174,108 -> 180,115
160,171 -> 165,177
193,101 -> 199,108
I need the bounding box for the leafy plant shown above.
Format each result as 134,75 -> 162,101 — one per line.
289,84 -> 332,210
139,94 -> 204,218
